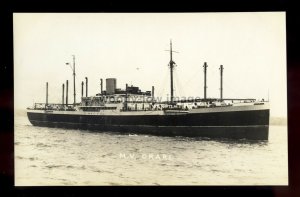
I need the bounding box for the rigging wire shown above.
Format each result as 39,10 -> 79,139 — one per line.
180,63 -> 203,97
174,67 -> 185,98
156,65 -> 169,100
219,66 -> 252,99
173,71 -> 180,98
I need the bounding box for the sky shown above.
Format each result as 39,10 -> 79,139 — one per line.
13,12 -> 286,117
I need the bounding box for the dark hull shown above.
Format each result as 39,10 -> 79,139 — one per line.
27,109 -> 269,140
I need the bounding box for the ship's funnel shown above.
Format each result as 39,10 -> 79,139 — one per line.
106,78 -> 116,95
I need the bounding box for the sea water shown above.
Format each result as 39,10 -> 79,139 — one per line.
14,110 -> 288,185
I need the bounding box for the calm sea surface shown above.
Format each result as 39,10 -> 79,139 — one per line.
15,110 -> 288,185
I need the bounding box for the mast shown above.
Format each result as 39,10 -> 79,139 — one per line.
62,83 -> 65,106
81,81 -> 84,98
166,40 -> 178,105
219,65 -> 224,101
142,93 -> 145,110
100,78 -> 103,94
72,55 -> 76,107
46,82 -> 48,109
170,40 -> 174,104
66,80 -> 69,106
203,62 -> 208,101
125,83 -> 128,110
85,77 -> 88,97
152,86 -> 155,101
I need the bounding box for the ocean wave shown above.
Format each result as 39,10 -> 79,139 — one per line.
45,164 -> 64,169
36,142 -> 52,148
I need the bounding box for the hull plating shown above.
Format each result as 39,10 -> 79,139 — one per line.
27,109 -> 269,140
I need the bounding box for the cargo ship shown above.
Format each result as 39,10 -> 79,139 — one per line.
27,41 -> 270,140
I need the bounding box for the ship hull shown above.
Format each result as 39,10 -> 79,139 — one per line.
27,107 -> 269,140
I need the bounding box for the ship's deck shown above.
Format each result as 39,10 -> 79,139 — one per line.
27,103 -> 269,116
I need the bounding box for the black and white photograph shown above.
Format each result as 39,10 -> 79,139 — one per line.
13,12 -> 287,185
